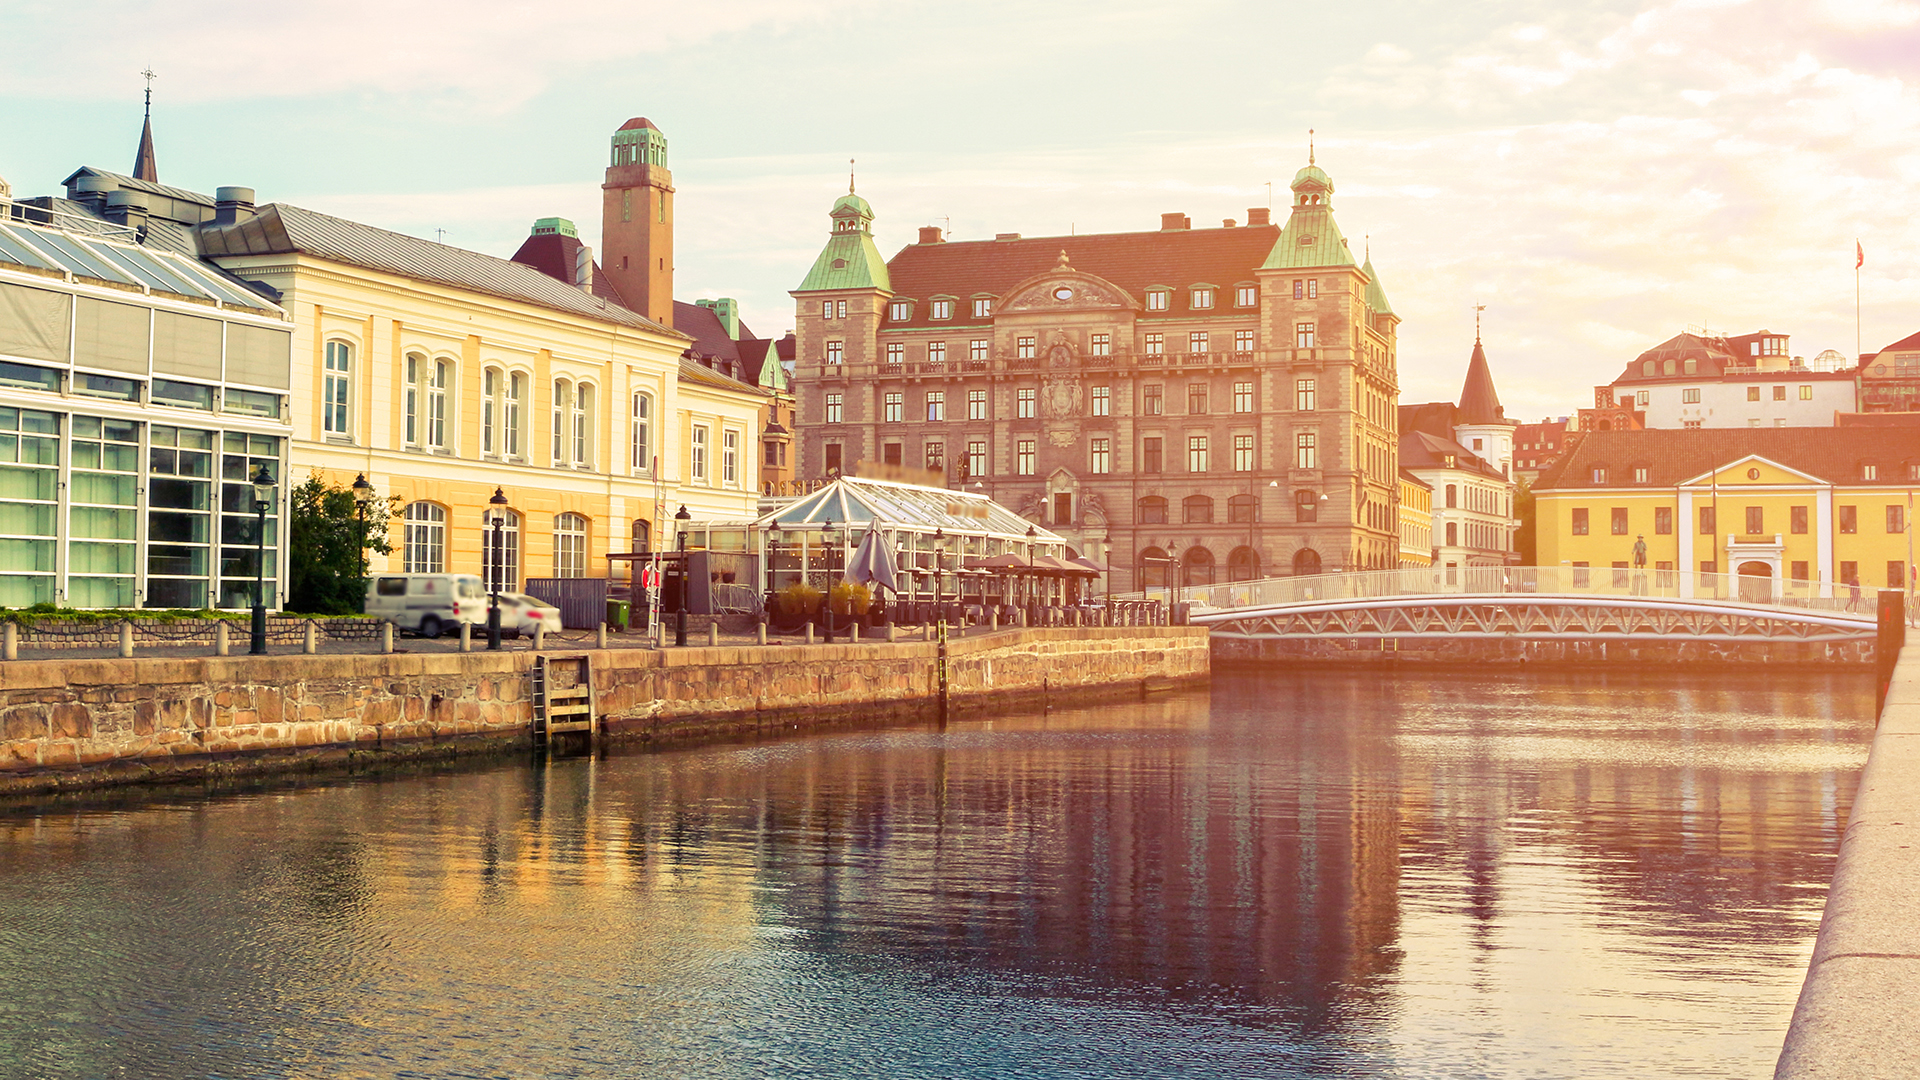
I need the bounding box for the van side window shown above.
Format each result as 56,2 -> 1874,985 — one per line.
377,578 -> 406,596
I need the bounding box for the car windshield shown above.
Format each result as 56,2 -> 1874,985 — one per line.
456,580 -> 485,599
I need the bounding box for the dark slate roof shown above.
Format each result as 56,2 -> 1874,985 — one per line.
673,301 -> 761,361
1399,401 -> 1459,440
134,117 -> 158,182
677,357 -> 764,396
59,167 -> 215,213
1399,428 -> 1504,480
1534,428 -> 1920,490
1458,341 -> 1505,423
200,203 -> 681,337
883,224 -> 1279,329
507,230 -> 631,307
1612,331 -> 1744,384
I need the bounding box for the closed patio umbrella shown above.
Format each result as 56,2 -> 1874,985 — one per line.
844,523 -> 901,597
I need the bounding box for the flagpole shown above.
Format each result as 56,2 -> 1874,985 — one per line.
1857,239 -> 1863,361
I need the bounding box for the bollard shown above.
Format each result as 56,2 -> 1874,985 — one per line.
458,621 -> 472,652
805,623 -> 815,644
886,624 -> 897,643
756,622 -> 767,646
381,621 -> 394,655
850,622 -> 859,642
119,620 -> 134,658
3,621 -> 16,661
303,621 -> 318,654
533,623 -> 545,651
707,622 -> 718,647
990,610 -> 999,632
214,619 -> 229,656
597,622 -> 608,650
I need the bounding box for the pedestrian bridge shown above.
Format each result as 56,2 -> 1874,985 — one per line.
1154,567 -> 1879,644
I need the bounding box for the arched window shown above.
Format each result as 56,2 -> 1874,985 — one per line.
1228,546 -> 1260,581
1139,546 -> 1169,588
1228,493 -> 1256,524
1137,496 -> 1168,525
505,372 -> 525,458
552,379 -> 571,465
323,340 -> 352,437
403,502 -> 446,572
482,367 -> 501,456
482,506 -> 520,592
1295,489 -> 1318,522
573,383 -> 595,467
1183,494 -> 1213,523
1642,361 -> 1654,377
632,392 -> 653,473
1182,546 -> 1215,586
1293,548 -> 1322,576
1663,359 -> 1676,375
404,353 -> 423,446
632,518 -> 651,553
554,512 -> 588,577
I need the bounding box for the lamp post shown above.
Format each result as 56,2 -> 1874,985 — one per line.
931,528 -> 945,625
249,464 -> 275,655
1025,524 -> 1038,625
822,516 -> 835,643
351,473 -> 375,580
674,504 -> 691,647
487,487 -> 508,651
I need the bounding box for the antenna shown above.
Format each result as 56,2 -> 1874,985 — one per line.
1265,180 -> 1272,208
434,228 -> 447,244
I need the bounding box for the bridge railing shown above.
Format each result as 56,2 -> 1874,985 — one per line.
1129,566 -> 1878,619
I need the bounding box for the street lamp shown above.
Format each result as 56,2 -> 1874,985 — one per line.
822,516 -> 835,643
1025,524 -> 1039,625
931,528 -> 945,624
674,504 -> 692,646
249,464 -> 275,655
351,473 -> 375,580
487,487 -> 508,651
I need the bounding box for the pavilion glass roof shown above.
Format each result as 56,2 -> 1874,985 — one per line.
0,218 -> 277,311
759,476 -> 1064,544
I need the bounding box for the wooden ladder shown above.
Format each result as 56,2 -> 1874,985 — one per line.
532,654 -> 596,748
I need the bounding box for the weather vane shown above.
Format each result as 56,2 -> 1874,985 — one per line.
140,65 -> 156,116
849,158 -> 855,194
1308,129 -> 1315,166
1474,303 -> 1486,344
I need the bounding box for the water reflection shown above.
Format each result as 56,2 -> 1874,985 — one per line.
0,669 -> 1871,1078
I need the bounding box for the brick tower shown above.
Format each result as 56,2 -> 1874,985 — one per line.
600,118 -> 674,327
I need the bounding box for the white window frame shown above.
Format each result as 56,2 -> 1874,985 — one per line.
571,382 -> 593,468
930,299 -> 954,320
552,379 -> 571,464
692,425 -> 709,483
505,372 -> 525,459
323,340 -> 352,438
969,339 -> 989,362
1146,290 -> 1169,311
723,429 -> 739,487
425,358 -> 449,451
482,506 -> 520,593
631,391 -> 653,473
1191,287 -> 1213,309
1235,285 -> 1256,307
553,512 -> 588,577
403,501 -> 446,573
972,297 -> 992,318
1234,330 -> 1254,353
825,392 -> 843,424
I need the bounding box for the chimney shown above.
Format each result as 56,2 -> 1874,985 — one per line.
573,244 -> 594,292
994,232 -> 1021,241
1160,212 -> 1189,231
918,225 -> 944,244
214,186 -> 256,225
72,175 -> 115,212
1247,207 -> 1271,226
104,190 -> 150,231
696,297 -> 741,340
1222,218 -> 1236,228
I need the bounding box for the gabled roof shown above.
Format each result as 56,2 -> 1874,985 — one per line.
507,230 -> 630,307
676,357 -> 764,397
1533,428 -> 1920,490
1399,428 -> 1504,480
879,225 -> 1278,328
59,166 -> 214,214
200,203 -> 681,337
1871,329 -> 1920,356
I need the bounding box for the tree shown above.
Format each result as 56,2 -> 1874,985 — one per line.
288,475 -> 396,615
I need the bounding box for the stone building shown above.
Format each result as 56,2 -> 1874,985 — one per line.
1398,335 -> 1519,577
791,156 -> 1401,592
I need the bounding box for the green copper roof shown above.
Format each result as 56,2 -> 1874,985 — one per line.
833,193 -> 873,217
1361,256 -> 1394,315
1292,164 -> 1332,191
1261,203 -> 1355,270
797,191 -> 891,292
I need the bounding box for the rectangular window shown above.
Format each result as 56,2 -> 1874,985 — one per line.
1144,385 -> 1163,415
1654,506 -> 1672,534
837,301 -> 847,319
1841,560 -> 1858,587
1746,506 -> 1764,534
1864,464 -> 1879,480
825,392 -> 843,424
822,300 -> 833,320
967,440 -> 987,478
825,443 -> 842,474
970,339 -> 989,362
1091,438 -> 1111,474
1840,505 -> 1857,534
826,341 -> 843,365
1682,388 -> 1701,403
1191,287 -> 1214,309
1572,508 -> 1590,535
1016,440 -> 1035,475
1144,333 -> 1164,355
1233,381 -> 1253,413
972,297 -> 992,318
1799,385 -> 1813,400
1146,291 -> 1169,311
1293,280 -> 1304,300
1233,433 -> 1254,472
1189,330 -> 1209,354
1612,507 -> 1629,535
1187,435 -> 1209,472
1308,279 -> 1318,299
1188,383 -> 1208,414
1296,378 -> 1316,411
1143,437 -> 1162,474
1636,390 -> 1649,406
885,342 -> 904,367
1236,285 -> 1256,307
1017,337 -> 1036,359
1235,330 -> 1254,353
1773,385 -> 1787,401
931,299 -> 953,320
1091,386 -> 1110,416
1017,387 -> 1036,418
692,425 -> 709,483
1792,561 -> 1809,582
1747,386 -> 1762,402
884,392 -> 903,423
1091,333 -> 1111,356
1296,323 -> 1315,349
926,391 -> 945,422
1791,505 -> 1808,534
1700,505 -> 1716,534
1890,504 -> 1907,533
883,443 -> 902,466
889,301 -> 909,321
322,341 -> 351,437
968,388 -> 988,420
1893,561 -> 1908,590
1294,432 -> 1317,469
927,342 -> 947,367
722,429 -> 739,486
924,441 -> 944,471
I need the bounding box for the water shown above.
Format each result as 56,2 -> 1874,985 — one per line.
0,669 -> 1872,1079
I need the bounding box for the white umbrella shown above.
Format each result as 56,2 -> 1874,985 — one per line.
843,523 -> 901,597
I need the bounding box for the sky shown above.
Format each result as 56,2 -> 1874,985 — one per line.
3,0 -> 1916,422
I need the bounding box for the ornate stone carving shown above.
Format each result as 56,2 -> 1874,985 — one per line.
1047,429 -> 1077,448
1000,275 -> 1128,312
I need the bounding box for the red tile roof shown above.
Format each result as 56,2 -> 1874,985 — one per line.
882,224 -> 1281,329
1836,412 -> 1920,427
1873,330 -> 1920,355
1534,427 -> 1920,489
618,117 -> 658,131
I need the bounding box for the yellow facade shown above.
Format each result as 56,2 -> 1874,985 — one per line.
1399,474 -> 1433,567
209,252 -> 764,588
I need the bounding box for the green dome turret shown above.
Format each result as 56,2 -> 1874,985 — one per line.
797,183 -> 891,293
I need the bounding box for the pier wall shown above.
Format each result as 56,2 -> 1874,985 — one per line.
0,627 -> 1208,795
1777,640 -> 1920,1078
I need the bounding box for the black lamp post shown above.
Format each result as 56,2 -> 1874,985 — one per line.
249,464 -> 275,655
931,528 -> 945,624
351,473 -> 375,579
487,487 -> 508,651
1025,524 -> 1039,625
674,504 -> 692,646
821,516 -> 835,643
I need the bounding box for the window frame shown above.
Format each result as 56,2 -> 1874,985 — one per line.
322,340 -> 352,438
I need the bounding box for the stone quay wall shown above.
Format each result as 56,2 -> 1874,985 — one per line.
0,627 -> 1209,795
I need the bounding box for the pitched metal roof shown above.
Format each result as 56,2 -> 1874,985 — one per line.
676,357 -> 764,396
1399,428 -> 1504,480
200,203 -> 682,337
0,216 -> 282,312
1533,428 -> 1920,490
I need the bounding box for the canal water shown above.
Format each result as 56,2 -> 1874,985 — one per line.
0,669 -> 1872,1079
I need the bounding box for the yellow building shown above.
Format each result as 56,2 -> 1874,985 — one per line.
1534,429 -> 1920,600
199,195 -> 765,589
1398,470 -> 1433,568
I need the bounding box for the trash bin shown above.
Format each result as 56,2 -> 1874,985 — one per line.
606,599 -> 630,630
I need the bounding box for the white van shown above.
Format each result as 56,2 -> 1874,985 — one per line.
363,573 -> 488,637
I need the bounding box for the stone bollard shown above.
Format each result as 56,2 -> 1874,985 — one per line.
214,620 -> 229,656
849,622 -> 860,642
990,610 -> 999,632
756,622 -> 767,646
707,622 -> 718,647
380,622 -> 394,655
886,624 -> 897,643
119,620 -> 134,658
459,621 -> 472,653
3,621 -> 16,661
532,623 -> 545,651
598,622 -> 609,650
303,621 -> 318,654
805,623 -> 815,645
923,624 -> 933,642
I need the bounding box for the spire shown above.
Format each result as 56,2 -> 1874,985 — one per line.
1308,128 -> 1315,166
1459,327 -> 1505,425
849,158 -> 856,194
133,67 -> 158,183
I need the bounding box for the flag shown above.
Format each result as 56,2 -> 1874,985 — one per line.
1858,241 -> 1864,269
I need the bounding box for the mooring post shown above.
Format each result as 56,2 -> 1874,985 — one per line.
850,622 -> 860,642
213,619 -> 229,656
118,620 -> 133,658
936,617 -> 950,724
303,621 -> 318,655
1878,589 -> 1907,717
805,623 -> 815,645
598,622 -> 609,650
380,622 -> 394,655
707,622 -> 718,647
756,622 -> 767,646
459,621 -> 472,653
3,621 -> 16,661
533,623 -> 545,651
